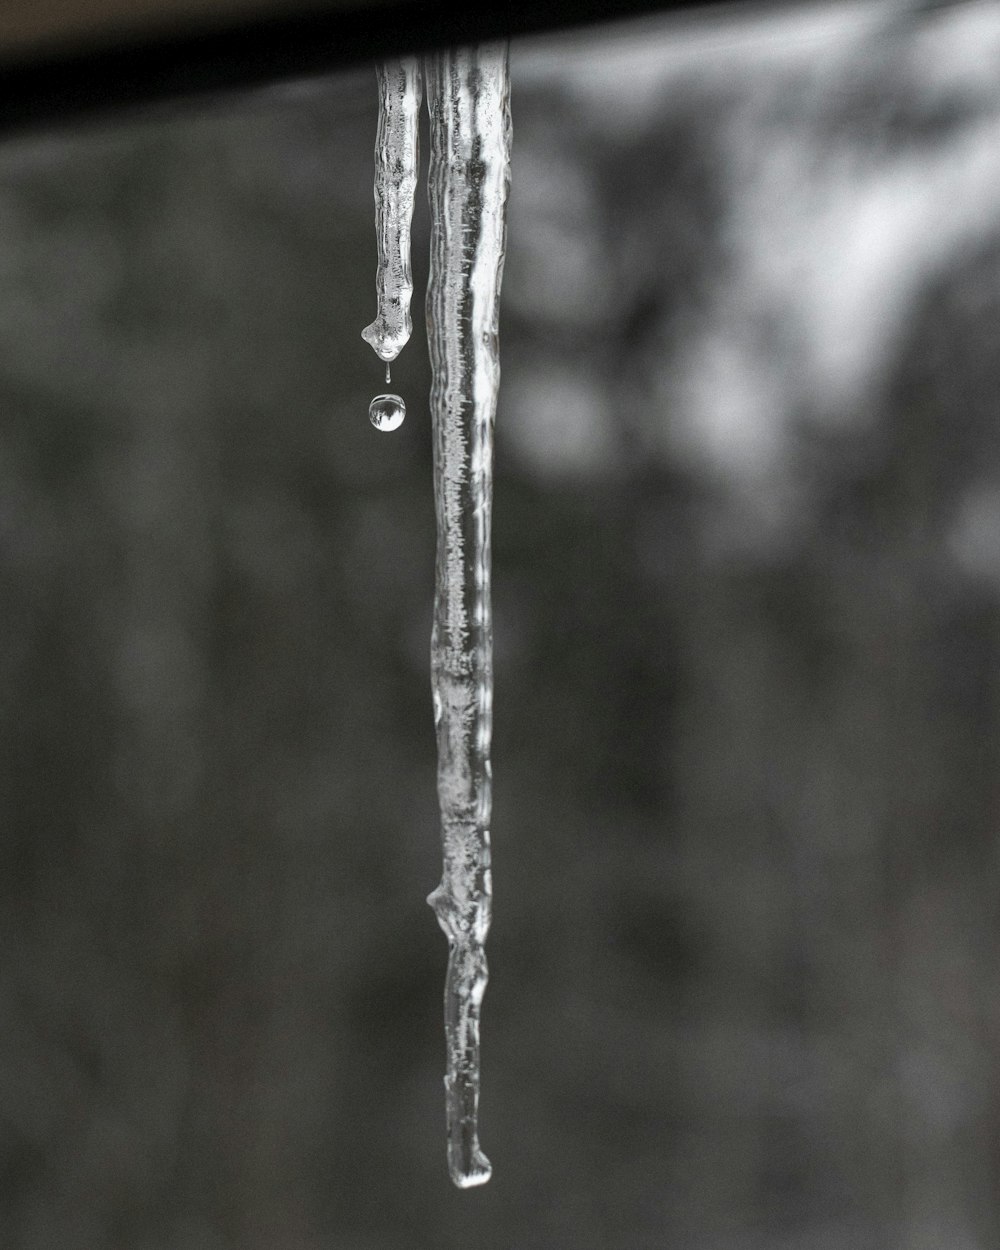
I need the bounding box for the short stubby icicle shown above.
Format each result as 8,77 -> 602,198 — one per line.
362,58 -> 422,363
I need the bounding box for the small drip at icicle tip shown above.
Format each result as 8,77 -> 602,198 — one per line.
369,392 -> 406,432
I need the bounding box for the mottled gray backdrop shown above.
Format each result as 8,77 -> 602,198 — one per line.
0,1 -> 998,1246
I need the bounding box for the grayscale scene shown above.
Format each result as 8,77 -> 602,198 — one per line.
0,0 -> 998,1245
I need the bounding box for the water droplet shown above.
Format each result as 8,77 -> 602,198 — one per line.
369,392 -> 406,432
385,361 -> 392,384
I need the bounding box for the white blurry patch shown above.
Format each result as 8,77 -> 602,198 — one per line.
513,1 -> 897,134
504,367 -> 615,478
728,117 -> 1000,425
898,1043 -> 980,1138
510,0 -> 1000,556
505,147 -> 610,327
116,623 -> 204,720
649,317 -> 813,557
663,325 -> 791,481
948,483 -> 1000,589
909,0 -> 1000,108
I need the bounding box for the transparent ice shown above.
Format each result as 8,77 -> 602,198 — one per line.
362,58 -> 422,363
363,43 -> 511,1187
424,43 -> 511,1190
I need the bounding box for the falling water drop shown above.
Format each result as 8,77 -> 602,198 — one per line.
369,392 -> 406,432
386,361 -> 391,385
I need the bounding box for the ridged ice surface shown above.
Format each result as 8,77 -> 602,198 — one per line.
361,58 -> 422,363
425,44 -> 511,1190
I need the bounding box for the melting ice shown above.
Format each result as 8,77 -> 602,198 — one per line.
361,44 -> 511,1188
362,58 -> 422,364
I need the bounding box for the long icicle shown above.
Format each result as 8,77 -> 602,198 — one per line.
425,43 -> 511,1190
362,57 -> 422,363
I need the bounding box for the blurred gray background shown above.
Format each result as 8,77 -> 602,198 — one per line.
0,1 -> 998,1246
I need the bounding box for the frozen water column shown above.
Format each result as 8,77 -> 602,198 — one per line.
425,43 -> 511,1190
362,57 -> 422,365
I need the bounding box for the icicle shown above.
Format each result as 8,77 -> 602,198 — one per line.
362,57 -> 422,364
425,43 -> 511,1191
359,41 -> 510,1189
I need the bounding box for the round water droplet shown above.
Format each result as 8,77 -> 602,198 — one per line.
369,393 -> 406,432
